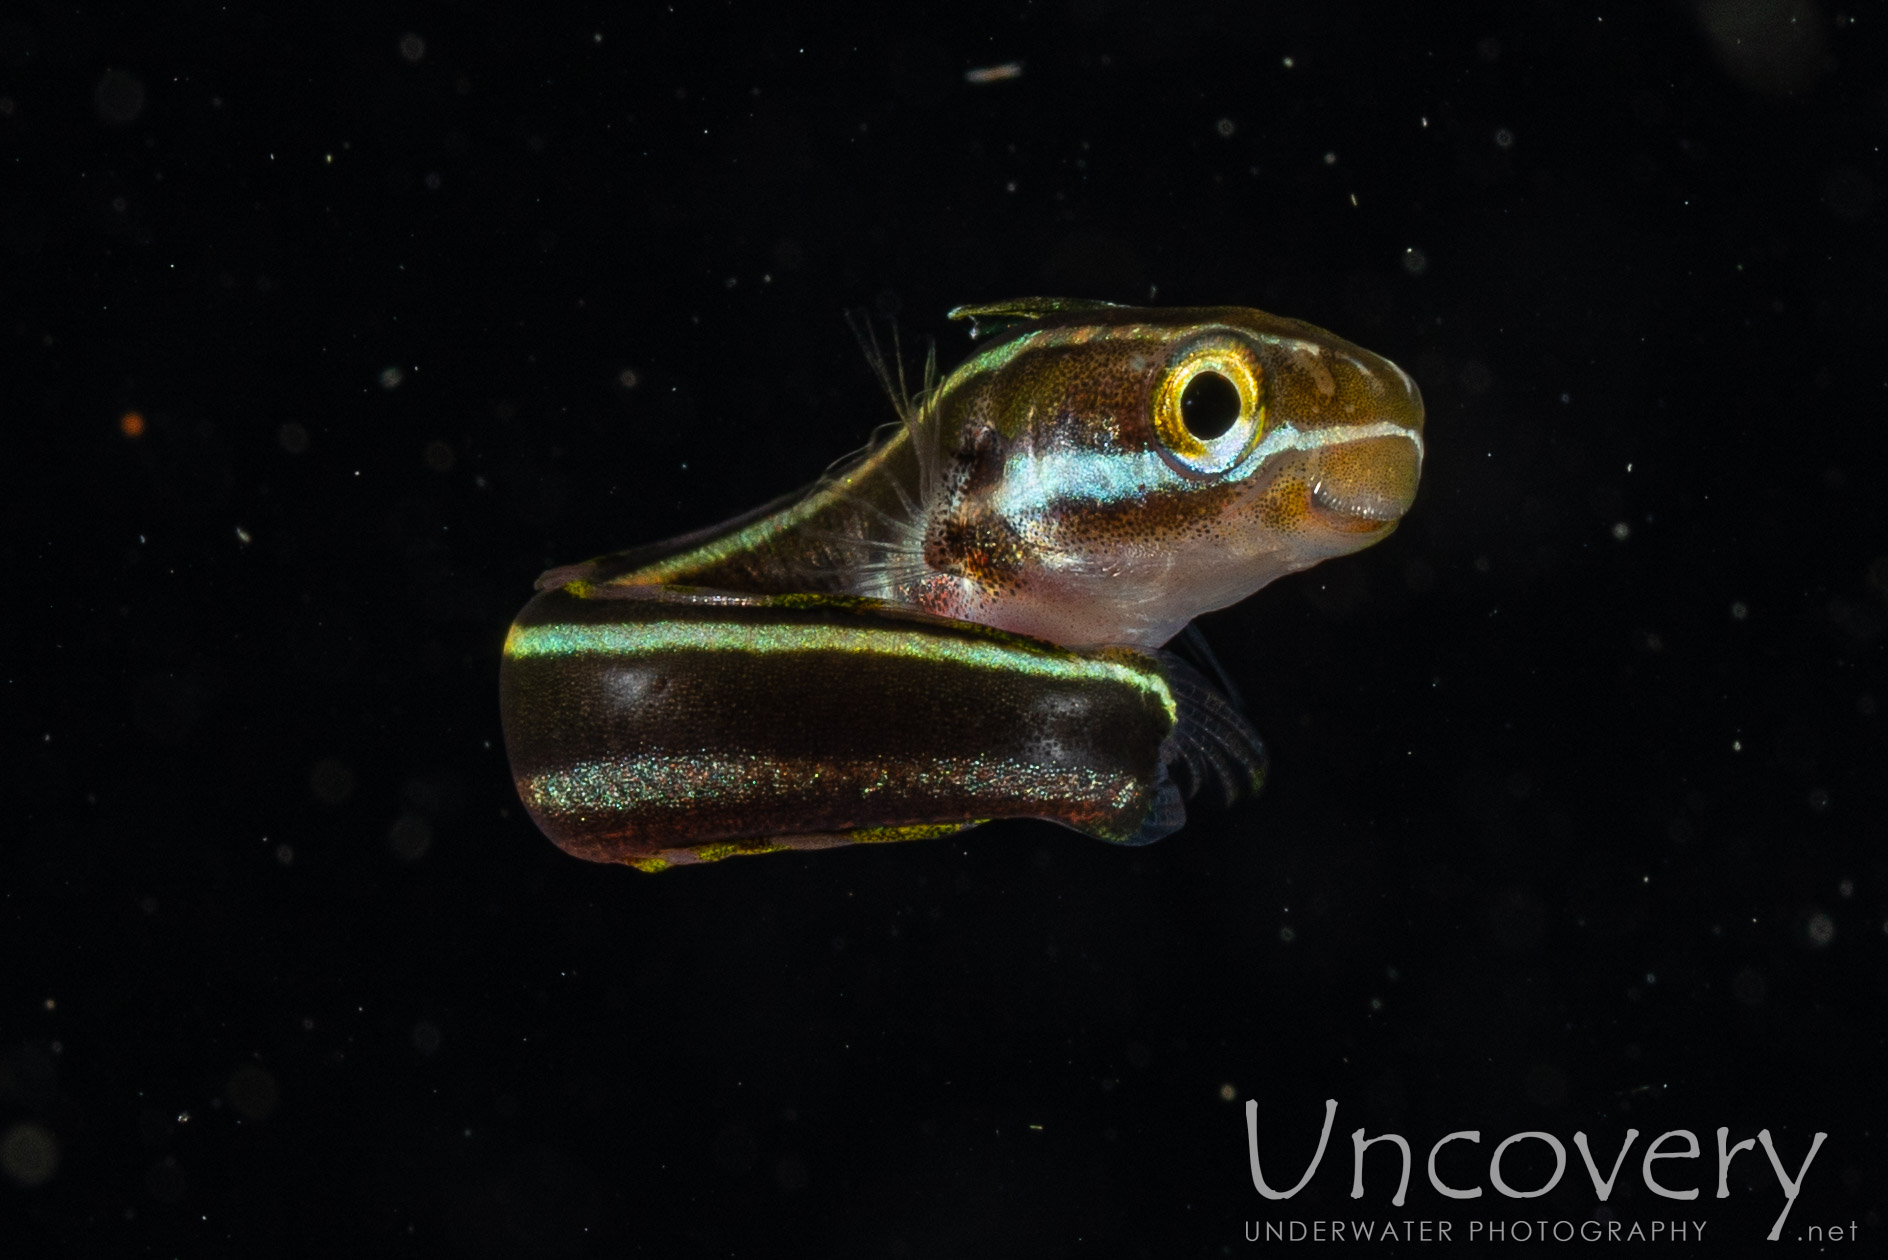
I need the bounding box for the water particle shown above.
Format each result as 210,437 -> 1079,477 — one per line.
964,62 -> 1024,85
94,69 -> 146,125
389,813 -> 433,862
1,1124 -> 59,1188
308,758 -> 356,806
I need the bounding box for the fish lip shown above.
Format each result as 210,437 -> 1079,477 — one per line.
1306,495 -> 1401,535
1301,427 -> 1423,530
1308,478 -> 1408,525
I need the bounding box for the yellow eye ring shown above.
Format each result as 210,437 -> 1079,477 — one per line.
1151,343 -> 1266,477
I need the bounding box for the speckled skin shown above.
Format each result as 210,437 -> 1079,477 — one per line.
502,300 -> 1420,867
565,298 -> 1424,648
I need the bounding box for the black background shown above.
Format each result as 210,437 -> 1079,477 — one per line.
7,2 -> 1885,1255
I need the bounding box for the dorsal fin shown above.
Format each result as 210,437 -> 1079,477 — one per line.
946,297 -> 1124,339
846,309 -> 914,422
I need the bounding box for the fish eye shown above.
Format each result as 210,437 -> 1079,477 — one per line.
1180,371 -> 1241,440
1151,342 -> 1265,477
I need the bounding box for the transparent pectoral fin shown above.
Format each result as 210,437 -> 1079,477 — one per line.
1172,620 -> 1247,711
1157,652 -> 1269,810
1113,652 -> 1268,847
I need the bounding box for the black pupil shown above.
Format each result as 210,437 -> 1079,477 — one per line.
1179,371 -> 1241,441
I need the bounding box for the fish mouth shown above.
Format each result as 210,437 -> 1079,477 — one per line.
1305,433 -> 1423,531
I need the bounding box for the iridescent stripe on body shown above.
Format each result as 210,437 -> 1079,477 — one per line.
522,752 -> 1147,820
503,619 -> 1177,722
989,419 -> 1424,518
